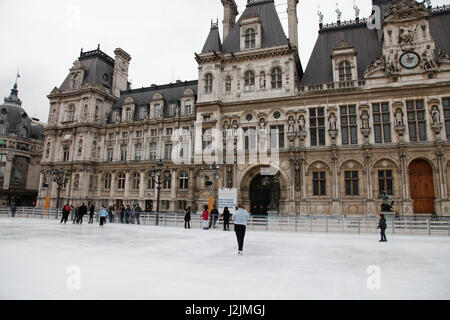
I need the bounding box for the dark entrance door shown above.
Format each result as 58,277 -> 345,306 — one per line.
409,159 -> 435,214
249,175 -> 280,215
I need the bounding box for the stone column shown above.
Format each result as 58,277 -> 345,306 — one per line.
110,172 -> 116,199
124,171 -> 130,198
139,171 -> 145,201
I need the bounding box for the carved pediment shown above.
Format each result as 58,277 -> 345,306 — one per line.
384,0 -> 430,23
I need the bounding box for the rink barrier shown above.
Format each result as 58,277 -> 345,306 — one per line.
0,207 -> 450,237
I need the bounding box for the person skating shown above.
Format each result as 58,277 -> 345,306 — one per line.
209,205 -> 219,229
73,204 -> 80,224
201,206 -> 209,230
10,203 -> 16,218
232,205 -> 249,255
99,205 -> 108,227
120,205 -> 125,223
60,202 -> 71,224
135,204 -> 142,225
222,207 -> 231,231
378,214 -> 388,242
78,203 -> 87,224
184,206 -> 191,229
125,205 -> 131,224
88,203 -> 95,224
108,205 -> 115,223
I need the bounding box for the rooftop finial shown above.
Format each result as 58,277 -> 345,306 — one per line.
353,1 -> 360,20
336,2 -> 342,22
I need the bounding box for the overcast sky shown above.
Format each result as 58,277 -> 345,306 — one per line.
0,0 -> 449,123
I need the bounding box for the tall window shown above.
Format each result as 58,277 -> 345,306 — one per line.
340,105 -> 358,145
313,172 -> 326,196
244,127 -> 257,150
373,103 -> 392,143
163,176 -> 171,190
270,125 -> 285,149
179,172 -> 189,190
345,171 -> 359,196
204,74 -> 213,94
120,145 -> 127,162
104,173 -> 112,190
131,172 -> 140,190
407,100 -> 427,142
202,128 -> 213,150
149,143 -> 157,160
310,108 -> 326,146
125,108 -> 132,121
443,98 -> 450,140
117,173 -> 125,190
0,154 -> 6,187
153,104 -> 161,118
245,28 -> 256,48
185,100 -> 192,115
63,146 -> 70,162
164,143 -> 173,160
137,107 -> 146,120
134,144 -> 142,161
244,71 -> 255,91
147,174 -> 155,190
271,67 -> 282,89
66,105 -> 75,122
168,103 -> 177,117
338,61 -> 352,81
107,148 -> 114,162
378,170 -> 393,195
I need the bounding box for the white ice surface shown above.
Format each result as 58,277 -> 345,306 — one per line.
0,218 -> 449,300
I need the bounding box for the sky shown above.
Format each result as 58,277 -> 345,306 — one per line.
0,0 -> 449,123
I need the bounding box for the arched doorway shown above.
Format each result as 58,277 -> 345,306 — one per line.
409,159 -> 435,214
249,175 -> 280,215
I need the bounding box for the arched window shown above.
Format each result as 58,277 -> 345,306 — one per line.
204,73 -> 213,94
131,172 -> 140,190
104,173 -> 112,190
338,61 -> 352,82
271,67 -> 282,89
225,76 -> 232,93
18,126 -> 28,138
245,28 -> 256,49
66,105 -> 76,122
244,70 -> 255,91
117,173 -> 126,190
179,172 -> 189,190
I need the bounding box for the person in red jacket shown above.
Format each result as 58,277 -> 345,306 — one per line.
201,205 -> 209,230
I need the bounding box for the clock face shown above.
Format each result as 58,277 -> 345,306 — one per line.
400,52 -> 420,69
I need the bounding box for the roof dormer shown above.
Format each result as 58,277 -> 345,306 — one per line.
240,15 -> 261,51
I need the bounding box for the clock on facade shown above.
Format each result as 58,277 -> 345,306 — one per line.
400,52 -> 420,69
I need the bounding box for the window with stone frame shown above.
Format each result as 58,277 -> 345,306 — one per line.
153,104 -> 161,118
147,174 -> 155,190
185,100 -> 192,115
134,143 -> 142,161
149,142 -> 157,160
161,200 -> 170,212
271,67 -> 282,89
243,127 -> 257,150
167,103 -> 177,118
117,173 -> 126,190
151,129 -> 158,137
340,105 -> 358,145
309,107 -> 326,146
125,108 -> 132,121
63,146 -> 70,162
338,60 -> 352,82
107,148 -> 114,162
88,175 -> 94,191
443,97 -> 450,140
179,172 -> 189,190
66,105 -> 76,122
120,145 -> 127,162
202,128 -> 213,150
164,143 -> 173,160
373,103 -> 392,143
104,173 -> 112,190
131,172 -> 140,190
345,171 -> 359,196
245,28 -> 256,49
244,70 -> 255,91
163,175 -> 171,190
407,100 -> 427,142
137,107 -> 146,120
270,125 -> 285,149
378,170 -> 394,195
313,171 -> 326,196
204,74 -> 213,94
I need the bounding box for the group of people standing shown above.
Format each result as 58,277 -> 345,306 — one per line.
116,204 -> 143,225
60,202 -> 96,225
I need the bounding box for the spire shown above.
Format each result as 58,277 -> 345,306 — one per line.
4,82 -> 22,106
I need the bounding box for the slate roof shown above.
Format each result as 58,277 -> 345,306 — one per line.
300,1 -> 450,86
201,25 -> 223,54
59,49 -> 115,93
221,0 -> 289,53
108,80 -> 198,124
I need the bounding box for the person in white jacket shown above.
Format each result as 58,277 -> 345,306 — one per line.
232,205 -> 250,255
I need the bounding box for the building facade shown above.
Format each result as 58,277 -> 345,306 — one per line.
0,83 -> 45,206
38,0 -> 450,216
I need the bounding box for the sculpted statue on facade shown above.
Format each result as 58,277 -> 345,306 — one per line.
421,50 -> 436,71
298,115 -> 305,133
430,106 -> 441,126
288,116 -> 296,134
361,111 -> 370,129
394,109 -> 404,128
329,113 -> 337,131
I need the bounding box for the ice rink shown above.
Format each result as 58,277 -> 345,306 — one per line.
0,218 -> 449,300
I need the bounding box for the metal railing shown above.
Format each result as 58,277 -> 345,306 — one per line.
1,207 -> 449,237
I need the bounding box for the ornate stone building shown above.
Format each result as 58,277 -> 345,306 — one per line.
0,83 -> 45,206
38,0 -> 450,216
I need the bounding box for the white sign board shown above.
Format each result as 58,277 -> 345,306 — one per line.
218,188 -> 238,215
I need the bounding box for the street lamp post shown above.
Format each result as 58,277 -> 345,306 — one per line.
150,159 -> 172,226
47,168 -> 72,219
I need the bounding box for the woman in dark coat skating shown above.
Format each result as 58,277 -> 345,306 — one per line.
184,206 -> 191,229
378,214 -> 388,242
222,207 -> 231,231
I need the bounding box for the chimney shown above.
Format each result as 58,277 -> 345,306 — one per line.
221,0 -> 238,41
287,0 -> 299,50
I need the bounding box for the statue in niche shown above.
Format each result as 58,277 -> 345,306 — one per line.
421,50 -> 436,71
259,72 -> 266,89
394,109 -> 404,127
361,111 -> 370,129
288,116 -> 296,135
430,106 -> 441,126
298,115 -> 306,133
329,113 -> 337,131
